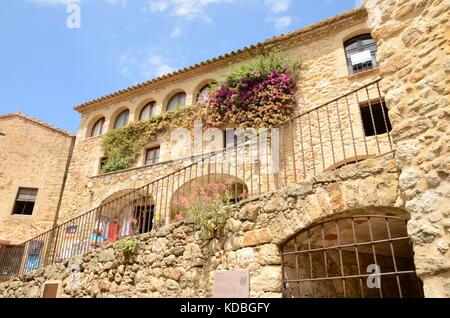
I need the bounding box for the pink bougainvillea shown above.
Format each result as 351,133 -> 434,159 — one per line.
204,54 -> 301,128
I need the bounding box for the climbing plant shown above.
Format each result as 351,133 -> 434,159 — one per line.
203,51 -> 302,128
101,106 -> 201,173
100,52 -> 301,173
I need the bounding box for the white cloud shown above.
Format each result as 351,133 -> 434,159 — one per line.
264,0 -> 290,14
28,0 -> 126,6
264,0 -> 292,31
270,15 -> 292,30
144,0 -> 169,12
144,0 -> 237,22
118,51 -> 175,79
28,0 -> 80,5
171,26 -> 183,38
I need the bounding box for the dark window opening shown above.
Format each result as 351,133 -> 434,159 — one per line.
344,34 -> 378,75
360,101 -> 392,137
12,188 -> 38,216
99,157 -> 108,173
134,205 -> 155,235
145,147 -> 160,165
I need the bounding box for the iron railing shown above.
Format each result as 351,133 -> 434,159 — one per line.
0,79 -> 394,281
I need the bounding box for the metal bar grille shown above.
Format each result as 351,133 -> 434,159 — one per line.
281,215 -> 424,298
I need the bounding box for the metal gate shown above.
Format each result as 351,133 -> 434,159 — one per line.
280,215 -> 424,298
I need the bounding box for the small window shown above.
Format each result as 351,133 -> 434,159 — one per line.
344,34 -> 378,75
145,147 -> 160,165
167,92 -> 186,112
12,188 -> 38,216
139,102 -> 157,121
360,101 -> 392,137
90,118 -> 105,137
196,84 -> 214,104
114,110 -> 130,129
99,157 -> 108,173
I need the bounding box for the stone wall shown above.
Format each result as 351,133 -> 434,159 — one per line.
0,115 -> 73,244
364,0 -> 450,297
0,154 -> 408,298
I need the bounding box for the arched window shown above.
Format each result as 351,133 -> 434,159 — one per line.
114,109 -> 130,129
139,102 -> 157,121
196,83 -> 214,104
90,117 -> 105,137
166,92 -> 186,112
344,34 -> 378,75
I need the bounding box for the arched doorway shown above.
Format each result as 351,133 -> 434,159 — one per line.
98,189 -> 155,240
169,174 -> 248,222
281,214 -> 424,298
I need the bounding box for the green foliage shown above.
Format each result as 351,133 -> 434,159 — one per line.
173,183 -> 233,238
115,238 -> 140,257
101,105 -> 200,174
188,198 -> 232,238
100,51 -> 302,173
224,50 -> 302,84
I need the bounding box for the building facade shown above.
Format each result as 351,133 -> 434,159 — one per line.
0,113 -> 74,244
0,0 -> 448,298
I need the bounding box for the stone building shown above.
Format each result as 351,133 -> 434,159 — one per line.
0,113 -> 74,244
0,0 -> 448,298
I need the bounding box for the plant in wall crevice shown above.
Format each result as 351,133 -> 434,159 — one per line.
115,238 -> 140,263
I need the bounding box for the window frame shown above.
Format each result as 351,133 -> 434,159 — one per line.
12,187 -> 38,216
166,92 -> 187,112
344,34 -> 378,75
113,109 -> 130,129
139,102 -> 157,121
90,117 -> 105,138
196,83 -> 214,104
145,146 -> 161,166
359,100 -> 392,137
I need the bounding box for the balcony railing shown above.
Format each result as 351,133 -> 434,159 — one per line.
0,79 -> 394,281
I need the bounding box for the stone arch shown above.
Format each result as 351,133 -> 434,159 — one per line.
245,170 -> 424,298
325,155 -> 373,172
136,98 -> 158,121
108,106 -> 131,131
163,89 -> 187,112
279,209 -> 424,298
192,79 -> 216,104
98,188 -> 156,236
169,174 -> 248,222
85,114 -> 106,139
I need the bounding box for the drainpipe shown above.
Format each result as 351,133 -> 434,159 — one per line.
44,135 -> 76,265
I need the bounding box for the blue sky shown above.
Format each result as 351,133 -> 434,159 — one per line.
0,0 -> 360,133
